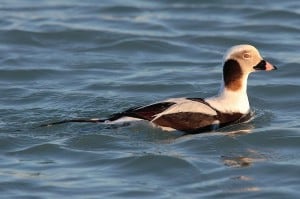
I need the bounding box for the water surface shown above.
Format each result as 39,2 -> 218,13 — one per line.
0,0 -> 300,198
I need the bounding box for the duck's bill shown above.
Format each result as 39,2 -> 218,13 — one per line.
253,60 -> 277,71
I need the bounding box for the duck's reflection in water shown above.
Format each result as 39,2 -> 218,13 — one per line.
218,124 -> 267,193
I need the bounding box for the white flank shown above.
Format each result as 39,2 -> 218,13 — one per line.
105,117 -> 142,124
152,124 -> 176,132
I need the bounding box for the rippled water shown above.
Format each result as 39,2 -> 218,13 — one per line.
1,0 -> 300,198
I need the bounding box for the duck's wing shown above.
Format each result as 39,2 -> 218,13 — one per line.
152,111 -> 218,133
107,101 -> 176,121
150,98 -> 218,133
151,98 -> 252,133
108,98 -> 222,133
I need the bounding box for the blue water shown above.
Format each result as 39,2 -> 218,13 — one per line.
1,0 -> 300,198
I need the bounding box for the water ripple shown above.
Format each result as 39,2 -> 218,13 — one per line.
1,0 -> 300,198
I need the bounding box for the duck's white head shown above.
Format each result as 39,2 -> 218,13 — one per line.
206,44 -> 277,114
222,44 -> 277,91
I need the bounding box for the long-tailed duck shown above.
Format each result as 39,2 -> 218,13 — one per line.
43,44 -> 277,133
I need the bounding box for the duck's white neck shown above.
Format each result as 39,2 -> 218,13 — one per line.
205,74 -> 250,114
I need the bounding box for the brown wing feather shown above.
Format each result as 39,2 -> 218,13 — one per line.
152,111 -> 252,133
152,112 -> 217,133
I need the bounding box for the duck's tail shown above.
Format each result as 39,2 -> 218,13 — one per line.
39,108 -> 144,127
40,118 -> 106,127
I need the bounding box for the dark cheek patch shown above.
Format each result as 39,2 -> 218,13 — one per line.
223,59 -> 243,91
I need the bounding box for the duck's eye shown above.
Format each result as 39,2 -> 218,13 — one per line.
243,53 -> 251,59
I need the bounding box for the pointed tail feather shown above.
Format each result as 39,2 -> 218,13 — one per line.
39,108 -> 145,127
40,118 -> 106,127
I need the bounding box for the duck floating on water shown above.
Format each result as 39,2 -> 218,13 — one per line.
42,44 -> 277,134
